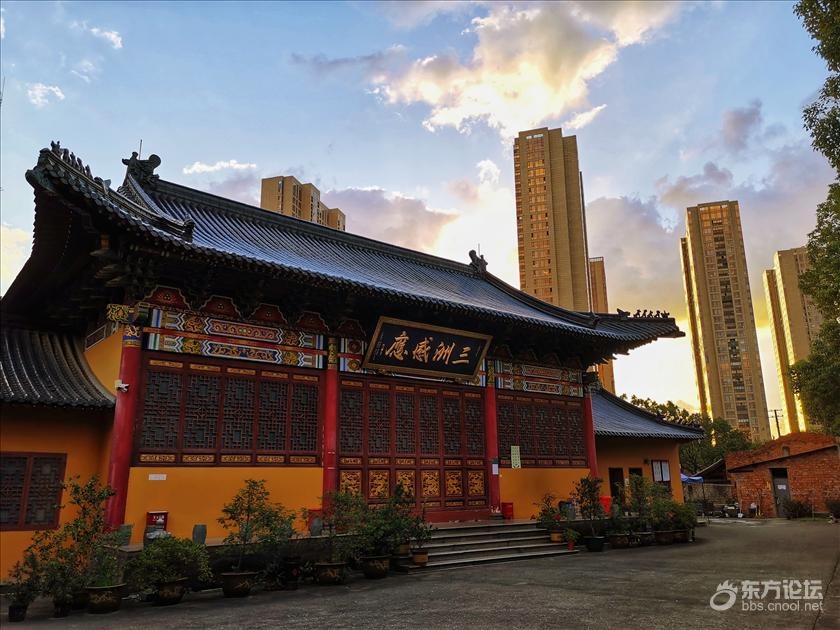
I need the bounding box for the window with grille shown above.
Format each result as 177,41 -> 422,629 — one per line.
0,453 -> 66,531
497,395 -> 586,467
136,356 -> 321,464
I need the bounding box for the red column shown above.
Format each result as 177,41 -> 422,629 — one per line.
105,324 -> 143,529
583,390 -> 599,479
484,362 -> 501,512
322,337 -> 339,499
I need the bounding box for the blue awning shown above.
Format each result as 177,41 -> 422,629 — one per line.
681,473 -> 704,483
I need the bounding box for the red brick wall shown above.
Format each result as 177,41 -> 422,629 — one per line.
728,446 -> 840,517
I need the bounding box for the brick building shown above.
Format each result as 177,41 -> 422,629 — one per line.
725,433 -> 840,517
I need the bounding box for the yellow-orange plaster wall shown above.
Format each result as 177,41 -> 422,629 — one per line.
595,437 -> 685,502
499,468 -> 589,519
83,329 -> 121,484
0,407 -> 112,578
124,467 -> 323,543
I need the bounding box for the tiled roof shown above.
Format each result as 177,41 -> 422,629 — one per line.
593,388 -> 703,440
0,327 -> 115,408
19,144 -> 682,350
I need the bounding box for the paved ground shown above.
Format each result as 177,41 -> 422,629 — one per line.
10,519 -> 840,629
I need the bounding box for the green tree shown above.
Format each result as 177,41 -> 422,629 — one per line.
626,396 -> 754,473
795,0 -> 840,172
791,0 -> 840,435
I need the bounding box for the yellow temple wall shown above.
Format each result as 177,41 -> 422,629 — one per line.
83,327 -> 123,396
499,467 -> 590,519
595,437 -> 685,502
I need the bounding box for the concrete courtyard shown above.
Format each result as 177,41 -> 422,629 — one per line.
13,519 -> 840,629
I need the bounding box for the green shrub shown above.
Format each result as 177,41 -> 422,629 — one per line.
826,499 -> 840,519
782,497 -> 812,519
128,537 -> 211,590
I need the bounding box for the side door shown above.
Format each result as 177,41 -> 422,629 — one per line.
770,468 -> 790,517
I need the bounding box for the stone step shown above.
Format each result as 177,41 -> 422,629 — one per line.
430,542 -> 565,561
401,548 -> 578,572
425,534 -> 553,554
431,526 -> 545,545
431,520 -> 538,536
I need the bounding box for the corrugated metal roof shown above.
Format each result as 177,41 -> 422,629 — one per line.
0,327 -> 115,408
593,388 -> 703,440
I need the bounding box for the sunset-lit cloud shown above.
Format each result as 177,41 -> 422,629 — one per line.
0,224 -> 31,293
183,160 -> 257,175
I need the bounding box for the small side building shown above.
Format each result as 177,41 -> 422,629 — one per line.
725,433 -> 840,517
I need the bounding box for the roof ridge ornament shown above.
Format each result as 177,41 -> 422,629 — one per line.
468,249 -> 488,275
122,151 -> 161,185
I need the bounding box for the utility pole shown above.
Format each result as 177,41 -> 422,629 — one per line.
768,409 -> 783,439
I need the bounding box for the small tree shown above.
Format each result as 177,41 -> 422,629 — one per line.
571,476 -> 605,536
218,479 -> 296,572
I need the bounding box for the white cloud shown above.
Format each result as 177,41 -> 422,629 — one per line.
183,160 -> 258,175
477,159 -> 500,184
71,59 -> 99,83
0,224 -> 31,293
375,1 -> 471,29
72,21 -> 123,49
89,26 -> 122,49
26,83 -> 65,108
366,2 -> 682,138
562,104 -> 607,130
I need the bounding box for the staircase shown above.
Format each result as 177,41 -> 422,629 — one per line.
396,520 -> 577,572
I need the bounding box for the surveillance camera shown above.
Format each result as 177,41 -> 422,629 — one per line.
115,380 -> 130,393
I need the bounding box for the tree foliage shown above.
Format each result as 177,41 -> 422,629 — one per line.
795,0 -> 840,172
627,396 -> 754,474
791,1 -> 840,435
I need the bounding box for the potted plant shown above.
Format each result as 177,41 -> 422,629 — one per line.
651,496 -> 677,545
672,502 -> 697,543
42,547 -> 75,617
127,536 -> 211,605
7,551 -> 40,622
409,509 -> 434,567
218,479 -> 296,597
628,474 -> 655,546
534,493 -> 565,542
85,539 -> 125,614
606,503 -> 631,550
572,476 -> 606,552
354,484 -> 414,579
310,490 -> 365,585
564,527 -> 580,551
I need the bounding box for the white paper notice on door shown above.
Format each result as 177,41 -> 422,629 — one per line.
511,445 -> 521,469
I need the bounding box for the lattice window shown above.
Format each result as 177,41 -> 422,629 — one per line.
140,371 -> 181,449
567,409 -> 586,457
367,390 -> 391,454
25,457 -> 65,526
1,453 -> 65,530
517,404 -> 535,456
222,378 -> 255,450
339,389 -> 363,454
183,374 -> 220,449
534,405 -> 552,456
258,381 -> 288,450
497,402 -> 515,457
419,395 -> 439,454
290,383 -> 319,452
395,393 -> 416,454
552,407 -> 568,456
464,399 -> 484,456
443,397 -> 462,455
0,456 -> 27,527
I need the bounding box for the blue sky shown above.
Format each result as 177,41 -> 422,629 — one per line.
1,1 -> 833,416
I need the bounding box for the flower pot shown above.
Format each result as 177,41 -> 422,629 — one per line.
673,529 -> 690,543
634,531 -> 655,547
281,557 -> 302,590
397,542 -> 411,556
654,530 -> 675,545
411,548 -> 429,567
155,577 -> 189,605
608,533 -> 630,549
71,591 -> 89,610
221,572 -> 258,597
549,531 -> 564,543
360,555 -> 390,579
314,562 -> 346,585
8,604 -> 27,623
53,599 -> 72,618
584,536 -> 606,552
86,584 -> 126,614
